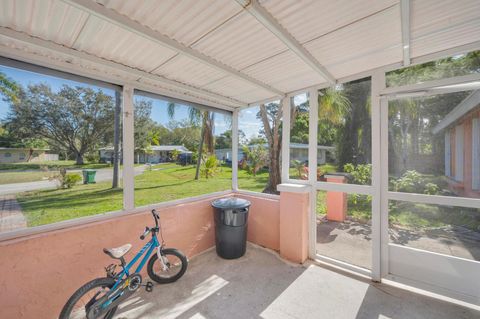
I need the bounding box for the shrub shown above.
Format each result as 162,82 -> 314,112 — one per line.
63,173 -> 82,188
392,170 -> 439,195
291,160 -> 306,179
392,170 -> 425,193
85,152 -> 100,163
50,168 -> 82,189
424,182 -> 440,195
343,163 -> 371,185
201,155 -> 220,179
242,145 -> 268,176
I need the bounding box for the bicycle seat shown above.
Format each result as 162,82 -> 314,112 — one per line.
103,244 -> 132,259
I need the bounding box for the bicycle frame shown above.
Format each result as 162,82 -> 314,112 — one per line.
111,234 -> 161,291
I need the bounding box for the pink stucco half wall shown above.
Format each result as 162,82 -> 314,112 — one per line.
0,192 -> 283,319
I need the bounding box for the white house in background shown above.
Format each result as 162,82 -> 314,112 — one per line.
215,143 -> 334,164
0,147 -> 58,163
432,90 -> 480,198
99,145 -> 192,164
289,143 -> 335,165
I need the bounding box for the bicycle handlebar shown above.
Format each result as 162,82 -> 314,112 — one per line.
152,209 -> 159,228
140,227 -> 150,240
140,210 -> 160,240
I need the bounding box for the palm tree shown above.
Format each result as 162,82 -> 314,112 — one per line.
167,103 -> 215,180
318,87 -> 351,125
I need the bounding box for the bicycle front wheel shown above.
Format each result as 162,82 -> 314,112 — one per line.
147,248 -> 188,284
59,277 -> 117,319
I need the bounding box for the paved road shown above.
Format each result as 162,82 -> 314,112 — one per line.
0,166 -> 146,196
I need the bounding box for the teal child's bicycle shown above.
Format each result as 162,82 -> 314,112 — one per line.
59,209 -> 188,319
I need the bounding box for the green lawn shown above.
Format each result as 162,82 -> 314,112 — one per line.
16,162 -> 478,232
316,191 -> 480,231
17,164 -> 265,227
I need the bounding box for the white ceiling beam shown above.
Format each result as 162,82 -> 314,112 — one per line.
0,27 -> 247,109
400,0 -> 411,66
62,0 -> 285,97
236,0 -> 336,85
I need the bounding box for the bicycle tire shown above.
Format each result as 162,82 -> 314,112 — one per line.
59,277 -> 117,319
147,248 -> 188,284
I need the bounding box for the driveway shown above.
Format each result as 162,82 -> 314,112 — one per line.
0,166 -> 146,196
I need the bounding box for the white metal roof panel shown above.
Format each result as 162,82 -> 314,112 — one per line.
410,0 -> 480,58
259,0 -> 399,44
152,54 -> 228,88
202,75 -> 274,103
304,4 -> 402,78
72,15 -> 178,73
96,0 -> 242,46
0,0 -> 89,47
192,11 -> 288,70
243,50 -> 326,93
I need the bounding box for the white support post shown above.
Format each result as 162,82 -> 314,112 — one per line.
308,89 -> 319,258
380,87 -> 390,279
123,85 -> 135,210
401,0 -> 411,66
371,70 -> 385,281
232,109 -> 239,191
281,97 -> 291,182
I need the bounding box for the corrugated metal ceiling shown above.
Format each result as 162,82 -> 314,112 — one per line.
0,0 -> 479,110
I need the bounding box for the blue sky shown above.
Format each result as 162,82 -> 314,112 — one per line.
0,65 -> 230,136
1,65 -> 307,140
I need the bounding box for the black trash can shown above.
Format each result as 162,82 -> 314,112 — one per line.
212,198 -> 251,259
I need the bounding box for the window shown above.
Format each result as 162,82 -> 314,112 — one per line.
386,50 -> 480,87
0,64 -> 122,233
388,89 -> 477,197
238,104 -> 279,193
317,77 -> 372,185
133,92 -> 232,208
289,93 -> 309,180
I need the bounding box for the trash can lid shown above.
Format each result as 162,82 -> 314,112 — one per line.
212,197 -> 251,210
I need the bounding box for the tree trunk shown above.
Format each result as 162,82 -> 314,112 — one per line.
259,104 -> 282,194
112,91 -> 121,188
264,142 -> 281,193
75,152 -> 84,165
195,124 -> 206,180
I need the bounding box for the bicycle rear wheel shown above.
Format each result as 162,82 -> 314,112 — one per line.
147,248 -> 188,284
59,277 -> 117,319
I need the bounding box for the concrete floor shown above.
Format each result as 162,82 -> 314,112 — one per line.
112,244 -> 479,319
316,219 -> 480,270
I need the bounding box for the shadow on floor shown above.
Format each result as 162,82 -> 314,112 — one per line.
113,244 -> 306,319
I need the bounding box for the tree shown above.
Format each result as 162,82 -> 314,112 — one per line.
0,72 -> 20,104
168,103 -> 215,180
6,84 -> 115,165
257,102 -> 282,193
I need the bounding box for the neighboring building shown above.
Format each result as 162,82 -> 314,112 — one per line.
432,90 -> 480,198
215,148 -> 232,162
0,148 -> 58,163
289,143 -> 335,165
99,145 -> 192,164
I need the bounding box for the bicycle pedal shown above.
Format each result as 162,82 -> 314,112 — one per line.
144,281 -> 153,292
